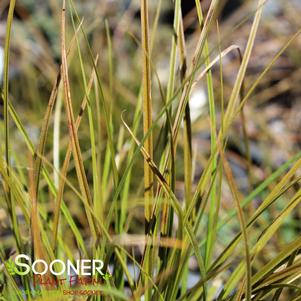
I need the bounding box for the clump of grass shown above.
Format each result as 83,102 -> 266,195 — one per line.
1,0 -> 301,300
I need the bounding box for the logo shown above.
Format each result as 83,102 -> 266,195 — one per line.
5,254 -> 111,296
5,258 -> 21,276
5,255 -> 109,277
